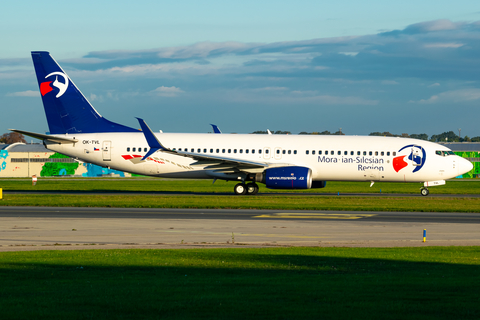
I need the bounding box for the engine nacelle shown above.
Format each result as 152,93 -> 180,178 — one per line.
264,166 -> 312,189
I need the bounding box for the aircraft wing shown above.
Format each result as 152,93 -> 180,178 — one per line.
137,118 -> 290,170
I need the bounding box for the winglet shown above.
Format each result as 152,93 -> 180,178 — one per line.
136,118 -> 169,160
210,124 -> 222,134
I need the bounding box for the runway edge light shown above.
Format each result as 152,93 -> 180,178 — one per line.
423,229 -> 426,242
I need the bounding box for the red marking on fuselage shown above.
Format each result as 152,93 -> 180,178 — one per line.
393,156 -> 408,172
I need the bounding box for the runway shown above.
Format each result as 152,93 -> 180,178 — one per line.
1,207 -> 479,250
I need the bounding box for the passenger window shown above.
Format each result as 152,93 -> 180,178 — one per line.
144,148 -> 147,152
228,149 -> 231,153
375,151 -> 378,156
266,149 -> 269,154
240,149 -> 243,153
246,149 -> 249,154
312,150 -> 316,155
288,150 -> 291,154
369,151 -> 373,156
357,151 -> 360,156
133,147 -> 136,152
191,148 -> 194,152
234,149 -> 237,153
198,148 -> 201,153
127,147 -> 130,152
277,150 -> 280,154
350,151 -> 354,156
306,150 -> 309,155
331,151 -> 334,155
203,149 -> 207,153
252,149 -> 255,154
363,151 -> 366,156
325,151 -> 329,155
344,151 -> 348,155
216,149 -> 219,153
283,150 -> 286,154
393,152 -> 396,156
294,150 -> 297,154
318,151 -> 322,155
259,150 -> 262,154
338,151 -> 341,155
222,149 -> 225,153
210,149 -> 213,153
387,152 -> 390,156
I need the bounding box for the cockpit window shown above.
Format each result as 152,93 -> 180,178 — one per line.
436,150 -> 455,156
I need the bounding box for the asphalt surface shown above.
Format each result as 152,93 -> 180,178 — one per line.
1,207 -> 479,250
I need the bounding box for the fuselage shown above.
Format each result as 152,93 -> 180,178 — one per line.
45,132 -> 470,184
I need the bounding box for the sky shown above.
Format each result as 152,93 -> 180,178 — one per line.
2,1 -> 480,138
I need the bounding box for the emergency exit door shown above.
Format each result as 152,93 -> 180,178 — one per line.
103,141 -> 111,161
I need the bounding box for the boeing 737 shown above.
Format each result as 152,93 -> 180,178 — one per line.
11,51 -> 473,196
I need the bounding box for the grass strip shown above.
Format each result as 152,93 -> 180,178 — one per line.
1,178 -> 480,194
0,247 -> 479,320
2,194 -> 480,212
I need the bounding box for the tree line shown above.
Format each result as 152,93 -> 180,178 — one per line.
251,130 -> 480,142
1,130 -> 480,144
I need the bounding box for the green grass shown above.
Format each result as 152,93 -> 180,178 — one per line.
0,247 -> 479,319
1,178 -> 480,212
1,178 -> 480,194
2,194 -> 480,212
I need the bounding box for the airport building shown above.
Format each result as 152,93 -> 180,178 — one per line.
1,142 -> 479,178
0,143 -> 130,178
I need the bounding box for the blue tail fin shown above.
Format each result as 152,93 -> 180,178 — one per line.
31,51 -> 138,134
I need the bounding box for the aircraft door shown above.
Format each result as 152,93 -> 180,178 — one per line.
274,148 -> 282,160
411,145 -> 423,167
103,141 -> 111,161
263,147 -> 271,160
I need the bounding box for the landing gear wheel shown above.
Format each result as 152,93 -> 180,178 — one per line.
234,183 -> 247,195
246,183 -> 259,195
420,188 -> 429,196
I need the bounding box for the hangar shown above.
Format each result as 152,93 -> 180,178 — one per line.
0,143 -> 130,178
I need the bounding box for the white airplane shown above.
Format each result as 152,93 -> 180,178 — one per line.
11,51 -> 473,196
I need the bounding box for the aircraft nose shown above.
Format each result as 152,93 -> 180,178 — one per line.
458,157 -> 473,176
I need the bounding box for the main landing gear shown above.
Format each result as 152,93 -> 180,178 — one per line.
420,187 -> 429,196
234,183 -> 259,195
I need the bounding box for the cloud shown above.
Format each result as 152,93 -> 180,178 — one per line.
149,86 -> 184,97
412,88 -> 480,104
381,19 -> 461,36
424,43 -> 464,48
7,90 -> 38,97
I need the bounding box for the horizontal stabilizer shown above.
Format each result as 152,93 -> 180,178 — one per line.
9,129 -> 78,144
